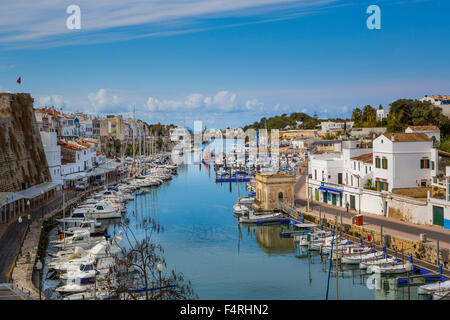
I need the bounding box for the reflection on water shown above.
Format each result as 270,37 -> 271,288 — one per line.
255,225 -> 295,254
44,145 -> 430,300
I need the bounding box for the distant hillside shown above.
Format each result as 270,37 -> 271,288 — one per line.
243,112 -> 320,131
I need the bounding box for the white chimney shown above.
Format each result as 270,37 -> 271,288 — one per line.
391,135 -> 395,141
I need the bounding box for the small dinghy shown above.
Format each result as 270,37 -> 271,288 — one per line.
418,280 -> 450,295
238,211 -> 284,224
341,251 -> 384,265
359,257 -> 397,269
368,262 -> 413,274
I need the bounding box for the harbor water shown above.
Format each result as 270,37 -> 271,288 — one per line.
101,162 -> 426,300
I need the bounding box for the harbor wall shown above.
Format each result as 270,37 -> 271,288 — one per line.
0,93 -> 51,192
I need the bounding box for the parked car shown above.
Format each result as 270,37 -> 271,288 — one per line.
75,179 -> 89,191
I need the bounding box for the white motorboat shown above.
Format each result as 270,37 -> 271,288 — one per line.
64,220 -> 106,237
417,280 -> 450,295
233,203 -> 250,216
85,202 -> 122,219
51,230 -> 105,249
341,251 -> 385,264
49,233 -> 122,265
238,197 -> 254,205
359,257 -> 397,269
331,246 -> 372,260
55,274 -> 99,294
431,289 -> 450,300
295,230 -> 330,246
368,262 -> 413,274
238,211 -> 284,224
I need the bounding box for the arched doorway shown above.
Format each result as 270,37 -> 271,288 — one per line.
278,192 -> 284,203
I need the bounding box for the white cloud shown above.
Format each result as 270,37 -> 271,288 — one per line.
0,0 -> 340,48
39,95 -> 68,108
145,90 -> 253,113
87,88 -> 127,114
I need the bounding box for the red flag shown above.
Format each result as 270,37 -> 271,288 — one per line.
17,77 -> 21,84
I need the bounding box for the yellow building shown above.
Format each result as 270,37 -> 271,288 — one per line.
253,173 -> 296,212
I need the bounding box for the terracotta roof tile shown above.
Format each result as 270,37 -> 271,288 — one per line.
351,153 -> 373,163
407,125 -> 440,131
383,132 -> 431,142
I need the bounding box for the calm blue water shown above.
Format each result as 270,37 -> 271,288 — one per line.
106,162 -> 426,300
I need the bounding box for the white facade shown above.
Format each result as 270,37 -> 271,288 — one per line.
372,133 -> 437,191
320,121 -> 354,133
61,117 -> 76,137
376,108 -> 389,121
77,120 -> 93,137
405,126 -> 440,145
40,131 -> 62,185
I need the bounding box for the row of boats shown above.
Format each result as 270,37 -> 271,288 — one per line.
44,155 -> 178,300
293,227 -> 450,298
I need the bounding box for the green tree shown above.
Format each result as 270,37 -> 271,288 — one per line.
351,108 -> 363,125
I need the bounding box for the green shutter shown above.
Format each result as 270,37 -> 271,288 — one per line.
427,159 -> 430,168
420,159 -> 423,169
433,206 -> 444,226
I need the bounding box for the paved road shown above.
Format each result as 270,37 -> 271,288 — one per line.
294,172 -> 450,245
0,191 -> 77,283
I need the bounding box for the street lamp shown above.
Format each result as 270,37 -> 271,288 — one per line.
157,262 -> 163,300
35,259 -> 43,300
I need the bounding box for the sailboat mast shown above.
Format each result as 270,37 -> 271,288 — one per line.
132,105 -> 136,176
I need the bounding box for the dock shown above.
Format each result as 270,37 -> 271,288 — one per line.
216,178 -> 251,182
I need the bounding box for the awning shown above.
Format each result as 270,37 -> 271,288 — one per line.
318,186 -> 342,194
16,182 -> 61,199
63,172 -> 86,181
0,192 -> 25,206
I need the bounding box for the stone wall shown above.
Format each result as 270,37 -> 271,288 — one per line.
0,93 -> 51,192
388,196 -> 431,225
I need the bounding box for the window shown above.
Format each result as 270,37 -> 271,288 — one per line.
382,158 -> 388,169
375,157 -> 381,168
365,166 -> 368,174
314,170 -> 317,180
432,161 -> 435,170
354,162 -> 356,170
358,162 -> 360,171
420,159 -> 430,169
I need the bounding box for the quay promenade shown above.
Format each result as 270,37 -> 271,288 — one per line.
0,174 -> 122,298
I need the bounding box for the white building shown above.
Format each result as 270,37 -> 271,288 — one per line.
320,121 -> 353,133
372,133 -> 438,191
40,131 -> 62,186
61,115 -> 76,138
307,132 -> 441,221
75,118 -> 93,137
376,108 -> 389,121
405,125 -> 440,146
426,165 -> 450,230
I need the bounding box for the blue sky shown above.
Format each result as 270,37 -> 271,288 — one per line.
0,0 -> 449,128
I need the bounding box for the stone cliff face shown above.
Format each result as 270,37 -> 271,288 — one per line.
0,93 -> 51,192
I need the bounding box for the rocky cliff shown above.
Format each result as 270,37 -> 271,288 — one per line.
0,93 -> 51,192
